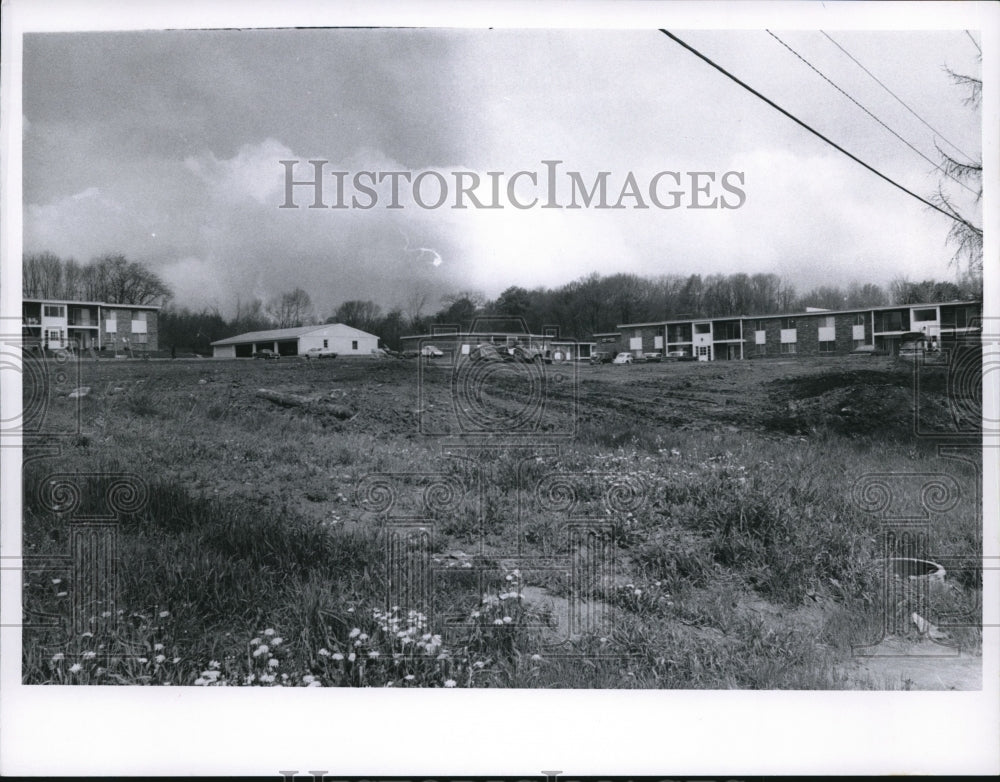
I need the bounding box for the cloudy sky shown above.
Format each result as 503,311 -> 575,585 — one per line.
22,25 -> 983,317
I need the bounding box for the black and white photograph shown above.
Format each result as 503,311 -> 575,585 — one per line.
2,0 -> 998,776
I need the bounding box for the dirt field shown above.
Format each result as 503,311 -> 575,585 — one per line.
22,353 -> 982,688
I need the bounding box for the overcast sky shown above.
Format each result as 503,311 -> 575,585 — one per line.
22,27 -> 983,317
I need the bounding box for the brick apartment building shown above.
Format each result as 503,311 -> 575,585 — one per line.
611,300 -> 982,361
22,298 -> 161,354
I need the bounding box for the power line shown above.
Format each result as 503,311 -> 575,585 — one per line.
820,30 -> 978,164
657,29 -> 970,228
767,30 -> 978,196
965,29 -> 982,56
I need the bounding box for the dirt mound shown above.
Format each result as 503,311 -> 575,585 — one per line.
761,365 -> 960,439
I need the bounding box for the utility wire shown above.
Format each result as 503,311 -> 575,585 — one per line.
820,30 -> 978,164
767,30 -> 978,196
658,29 -> 973,229
965,29 -> 982,56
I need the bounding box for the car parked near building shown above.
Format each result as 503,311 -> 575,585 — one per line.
469,343 -> 505,362
420,345 -> 444,357
612,352 -> 633,364
252,349 -> 279,360
590,351 -> 614,365
303,347 -> 337,360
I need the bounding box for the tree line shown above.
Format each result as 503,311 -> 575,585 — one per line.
161,271 -> 980,354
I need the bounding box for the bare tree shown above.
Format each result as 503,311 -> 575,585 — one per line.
267,288 -> 313,328
932,67 -> 983,274
330,300 -> 383,333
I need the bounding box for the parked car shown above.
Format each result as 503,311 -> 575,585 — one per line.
590,351 -> 614,365
509,344 -> 548,363
469,343 -> 505,362
303,347 -> 337,360
420,345 -> 444,357
643,352 -> 663,362
252,349 -> 279,360
612,352 -> 634,364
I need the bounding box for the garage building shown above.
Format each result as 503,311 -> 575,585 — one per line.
211,323 -> 379,358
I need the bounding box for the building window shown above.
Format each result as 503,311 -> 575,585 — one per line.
876,310 -> 907,332
133,310 -> 147,323
756,343 -> 766,356
912,308 -> 937,322
352,340 -> 358,350
323,339 -> 328,348
43,305 -> 65,318
105,314 -> 117,333
134,333 -> 148,344
853,339 -> 866,350
820,315 -> 835,328
780,342 -> 797,355
854,313 -> 865,326
819,341 -> 836,353
781,318 -> 796,330
694,323 -> 711,334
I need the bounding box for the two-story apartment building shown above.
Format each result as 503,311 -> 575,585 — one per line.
22,298 -> 161,353
613,300 -> 981,361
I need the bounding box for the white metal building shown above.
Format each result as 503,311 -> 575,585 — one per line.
211,323 -> 379,358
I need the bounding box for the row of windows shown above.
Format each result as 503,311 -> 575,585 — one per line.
42,304 -> 149,323
754,339 -> 868,356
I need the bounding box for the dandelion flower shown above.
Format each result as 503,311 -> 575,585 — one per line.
502,616 -> 513,624
69,663 -> 82,674
173,657 -> 181,664
51,578 -> 62,585
100,611 -> 112,618
271,637 -> 283,646
332,652 -> 344,661
80,632 -> 93,638
252,645 -> 269,657
307,680 -> 321,687
82,650 -> 97,660
153,643 -> 164,652
473,661 -> 486,669
154,655 -> 166,664
531,654 -> 543,662
444,679 -> 457,688
51,653 -> 65,663
194,677 -> 208,686
267,658 -> 280,668
250,638 -> 261,646
493,618 -> 504,625
263,628 -> 275,636
349,628 -> 361,639
158,610 -> 170,618
347,653 -> 356,662
368,651 -> 380,659
209,660 -> 220,669
318,648 -> 330,657
56,592 -> 68,597
302,675 -> 315,684
137,657 -> 148,664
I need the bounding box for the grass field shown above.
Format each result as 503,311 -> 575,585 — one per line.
21,352 -> 982,688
